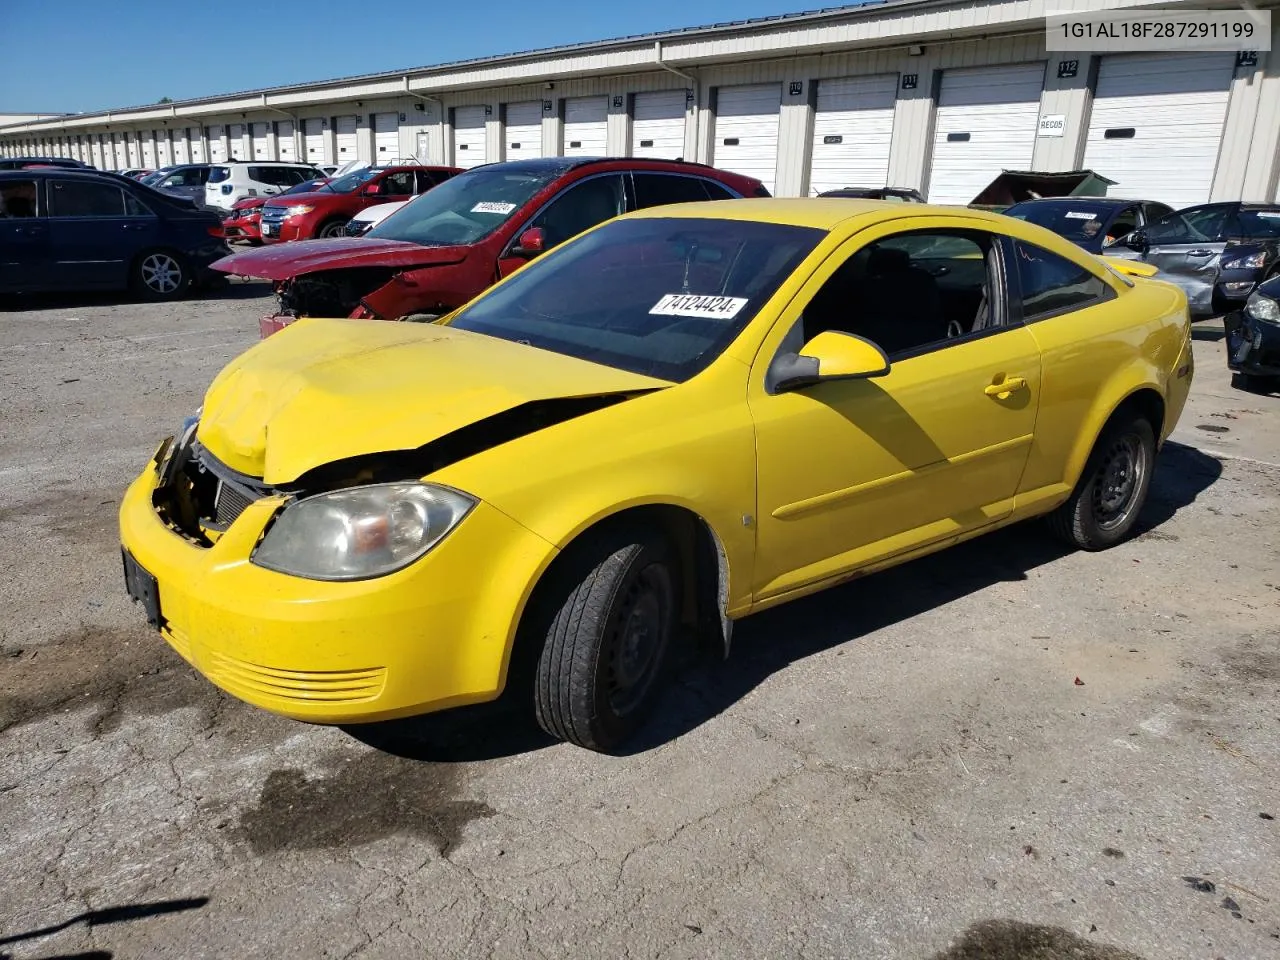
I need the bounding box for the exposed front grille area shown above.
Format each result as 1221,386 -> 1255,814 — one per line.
154,432 -> 272,543
260,205 -> 287,226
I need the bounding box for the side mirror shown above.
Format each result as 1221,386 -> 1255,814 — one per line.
364,182 -> 382,195
768,331 -> 890,393
1125,229 -> 1148,252
512,227 -> 546,259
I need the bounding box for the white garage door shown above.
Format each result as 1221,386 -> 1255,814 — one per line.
927,62 -> 1044,205
92,138 -> 105,169
810,74 -> 898,195
274,120 -> 295,162
335,116 -> 358,161
714,84 -> 782,193
251,122 -> 271,159
505,101 -> 543,161
173,130 -> 189,164
208,125 -> 226,163
230,123 -> 247,159
453,106 -> 488,168
1083,52 -> 1234,208
142,133 -> 156,168
632,90 -> 687,159
564,97 -> 607,156
374,113 -> 399,160
188,127 -> 204,162
157,130 -> 172,167
304,118 -> 326,164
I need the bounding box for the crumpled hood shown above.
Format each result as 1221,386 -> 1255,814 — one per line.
196,318 -> 670,484
211,237 -> 470,280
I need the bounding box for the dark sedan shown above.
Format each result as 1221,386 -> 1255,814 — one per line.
1002,197 -> 1173,254
0,156 -> 93,171
819,186 -> 923,202
1106,202 -> 1280,319
1224,273 -> 1280,393
0,169 -> 230,300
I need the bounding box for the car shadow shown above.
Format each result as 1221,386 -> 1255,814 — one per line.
350,442 -> 1222,762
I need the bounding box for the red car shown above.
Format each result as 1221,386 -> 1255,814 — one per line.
220,196 -> 266,244
212,157 -> 768,336
258,164 -> 462,242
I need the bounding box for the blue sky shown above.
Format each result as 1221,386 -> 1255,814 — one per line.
5,0 -> 832,115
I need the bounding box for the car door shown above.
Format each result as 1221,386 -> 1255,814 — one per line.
1127,204 -> 1233,316
46,178 -> 159,288
748,221 -> 1043,601
495,172 -> 626,278
0,177 -> 52,291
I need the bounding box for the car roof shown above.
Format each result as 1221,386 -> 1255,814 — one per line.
626,197 -> 1031,231
1007,196 -> 1152,207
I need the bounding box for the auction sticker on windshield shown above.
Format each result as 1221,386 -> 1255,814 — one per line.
472,202 -> 517,214
1064,211 -> 1098,220
650,294 -> 749,320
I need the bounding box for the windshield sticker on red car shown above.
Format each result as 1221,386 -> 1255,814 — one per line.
471,201 -> 517,214
1064,211 -> 1098,220
650,294 -> 749,320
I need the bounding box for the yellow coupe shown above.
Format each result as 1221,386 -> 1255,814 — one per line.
119,200 -> 1193,751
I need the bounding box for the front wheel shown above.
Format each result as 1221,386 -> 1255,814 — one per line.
1048,416 -> 1156,551
131,250 -> 190,301
317,219 -> 347,239
533,531 -> 678,752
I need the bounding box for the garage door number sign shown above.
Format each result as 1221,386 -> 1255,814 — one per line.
1038,114 -> 1066,137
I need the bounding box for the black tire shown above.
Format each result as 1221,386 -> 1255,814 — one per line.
1231,371 -> 1275,394
130,249 -> 190,301
1048,415 -> 1156,551
533,530 -> 679,752
317,219 -> 347,239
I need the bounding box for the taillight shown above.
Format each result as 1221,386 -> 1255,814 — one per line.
207,226 -> 223,237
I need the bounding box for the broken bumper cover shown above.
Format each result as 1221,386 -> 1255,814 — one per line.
1225,309 -> 1280,377
260,314 -> 297,338
117,464 -> 555,724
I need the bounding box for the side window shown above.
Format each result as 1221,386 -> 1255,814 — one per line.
1013,241 -> 1110,320
124,192 -> 152,216
48,180 -> 127,217
529,174 -> 626,248
700,179 -> 736,201
1104,206 -> 1140,246
414,169 -> 440,192
1238,209 -> 1280,239
631,173 -> 711,209
0,179 -> 39,218
382,171 -> 415,195
1148,204 -> 1230,244
801,230 -> 1000,359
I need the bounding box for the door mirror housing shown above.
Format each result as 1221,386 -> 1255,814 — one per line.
768,331 -> 891,393
1124,228 -> 1148,252
512,227 -> 546,259
363,182 -> 382,195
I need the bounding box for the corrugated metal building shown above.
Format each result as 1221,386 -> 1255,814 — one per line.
3,0 -> 1279,205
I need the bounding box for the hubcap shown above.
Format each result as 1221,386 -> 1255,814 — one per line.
141,254 -> 181,293
1092,433 -> 1145,530
606,565 -> 670,716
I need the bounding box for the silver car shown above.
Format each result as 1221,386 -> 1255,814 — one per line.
149,164 -> 215,204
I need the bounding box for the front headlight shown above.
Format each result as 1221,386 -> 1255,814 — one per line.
1221,251 -> 1267,270
285,204 -> 315,217
252,482 -> 475,581
1245,291 -> 1280,325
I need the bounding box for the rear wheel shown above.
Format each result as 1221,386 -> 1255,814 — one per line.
533,530 -> 678,752
1047,415 -> 1155,551
317,219 -> 347,239
131,250 -> 190,301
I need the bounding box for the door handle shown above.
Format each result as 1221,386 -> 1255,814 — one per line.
984,376 -> 1027,398
1185,249 -> 1214,257
121,223 -> 147,231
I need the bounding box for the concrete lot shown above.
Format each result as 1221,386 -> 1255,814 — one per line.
1,287 -> 1277,960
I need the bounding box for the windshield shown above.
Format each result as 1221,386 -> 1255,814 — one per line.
1004,201 -> 1114,243
447,216 -> 823,382
370,166 -> 558,247
321,168 -> 379,193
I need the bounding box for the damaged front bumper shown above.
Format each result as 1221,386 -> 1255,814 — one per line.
1224,307 -> 1280,379
118,440 -> 557,724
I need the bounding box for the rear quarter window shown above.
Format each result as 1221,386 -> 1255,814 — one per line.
207,166 -> 231,183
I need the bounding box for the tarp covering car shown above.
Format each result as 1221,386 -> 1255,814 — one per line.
969,170 -> 1118,210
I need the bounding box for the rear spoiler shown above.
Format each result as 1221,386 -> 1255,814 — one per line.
1097,256 -> 1159,279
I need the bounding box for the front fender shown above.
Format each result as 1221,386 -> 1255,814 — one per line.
354,263 -> 483,319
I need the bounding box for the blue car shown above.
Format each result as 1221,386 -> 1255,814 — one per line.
0,168 -> 230,300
